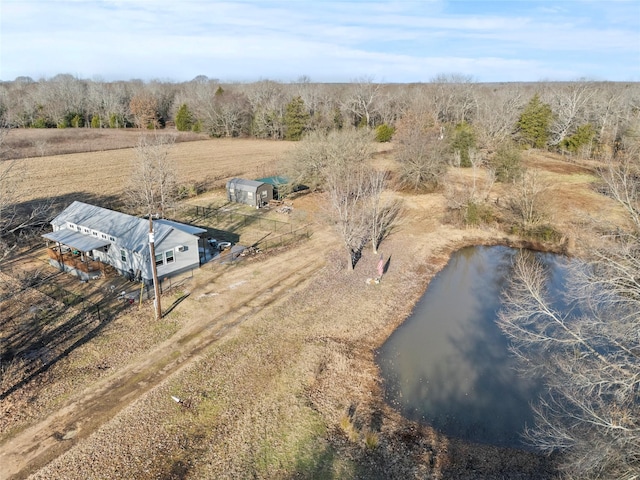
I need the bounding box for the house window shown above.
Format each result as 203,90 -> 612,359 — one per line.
120,249 -> 127,263
155,252 -> 164,266
165,250 -> 174,264
101,234 -> 107,239
109,236 -> 115,242
83,228 -> 90,234
92,231 -> 98,236
68,223 -> 76,230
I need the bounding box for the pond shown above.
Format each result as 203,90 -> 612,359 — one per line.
376,245 -> 571,448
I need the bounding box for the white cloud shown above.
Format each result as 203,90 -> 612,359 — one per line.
1,0 -> 638,82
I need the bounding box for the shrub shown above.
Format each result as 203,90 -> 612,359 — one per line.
451,122 -> 476,167
560,123 -> 595,155
339,415 -> 359,443
91,115 -> 101,128
464,201 -> 494,226
491,141 -> 523,182
375,124 -> 395,142
31,117 -> 49,128
364,430 -> 379,449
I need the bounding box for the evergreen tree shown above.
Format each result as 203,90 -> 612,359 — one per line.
560,123 -> 595,154
451,122 -> 476,167
175,103 -> 193,132
284,96 -> 310,141
491,141 -> 523,182
516,94 -> 553,149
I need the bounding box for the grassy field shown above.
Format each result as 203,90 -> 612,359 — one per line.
0,129 -> 625,479
1,131 -> 296,214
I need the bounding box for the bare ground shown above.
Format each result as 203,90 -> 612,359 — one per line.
0,133 -> 626,479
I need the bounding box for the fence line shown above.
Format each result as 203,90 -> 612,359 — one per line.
193,205 -> 294,233
254,225 -> 312,250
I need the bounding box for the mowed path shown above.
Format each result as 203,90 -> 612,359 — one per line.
0,229 -> 332,480
8,138 -> 295,205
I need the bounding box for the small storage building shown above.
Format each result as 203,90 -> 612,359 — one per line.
226,178 -> 273,208
255,176 -> 289,200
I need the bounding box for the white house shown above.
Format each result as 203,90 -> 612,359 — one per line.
42,201 -> 207,283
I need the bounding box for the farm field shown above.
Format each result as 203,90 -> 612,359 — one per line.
1,131 -> 296,213
0,129 -> 625,479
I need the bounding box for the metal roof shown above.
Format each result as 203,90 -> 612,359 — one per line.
43,229 -> 111,252
47,201 -> 202,255
226,178 -> 268,191
155,218 -> 206,235
255,176 -> 289,186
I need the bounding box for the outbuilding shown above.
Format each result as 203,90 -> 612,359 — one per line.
226,178 -> 273,208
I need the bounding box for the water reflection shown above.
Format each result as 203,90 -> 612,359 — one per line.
377,246 -> 569,448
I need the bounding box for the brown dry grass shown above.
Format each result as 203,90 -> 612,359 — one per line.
1,128 -> 208,160
0,135 -> 627,479
2,135 -> 295,211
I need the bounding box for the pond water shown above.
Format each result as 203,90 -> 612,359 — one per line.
376,245 -> 571,448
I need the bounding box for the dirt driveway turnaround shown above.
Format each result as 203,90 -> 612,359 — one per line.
0,228 -> 332,480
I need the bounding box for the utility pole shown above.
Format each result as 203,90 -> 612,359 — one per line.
148,215 -> 162,319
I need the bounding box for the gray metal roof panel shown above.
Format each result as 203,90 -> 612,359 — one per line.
227,178 -> 266,190
42,229 -> 111,252
49,201 -> 195,255
154,219 -> 207,235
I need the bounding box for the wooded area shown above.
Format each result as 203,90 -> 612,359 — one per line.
1,75 -> 638,159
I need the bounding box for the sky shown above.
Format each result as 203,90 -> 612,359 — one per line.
1,0 -> 639,83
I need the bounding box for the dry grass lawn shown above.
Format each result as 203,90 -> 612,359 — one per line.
0,130 -> 628,479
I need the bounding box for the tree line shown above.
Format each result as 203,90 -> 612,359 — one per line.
1,74 -> 638,156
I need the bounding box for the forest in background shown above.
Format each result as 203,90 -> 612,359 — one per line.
1,75 -> 638,162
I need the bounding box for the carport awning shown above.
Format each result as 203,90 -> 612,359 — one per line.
42,230 -> 111,252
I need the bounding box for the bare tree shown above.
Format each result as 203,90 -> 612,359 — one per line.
126,133 -> 177,218
242,80 -> 286,139
126,133 -> 177,319
326,162 -> 373,270
342,77 -> 381,127
498,250 -> 640,479
129,91 -> 159,129
394,110 -> 448,191
281,128 -> 373,192
430,73 -> 478,125
475,85 -> 525,151
542,82 -> 596,146
507,169 -> 549,230
0,125 -> 52,259
498,154 -> 640,479
444,149 -> 495,225
367,169 -> 401,254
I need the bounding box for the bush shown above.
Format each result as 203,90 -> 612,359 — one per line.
491,141 -> 523,182
375,124 -> 395,142
560,124 -> 595,154
451,122 -> 476,167
510,224 -> 562,243
91,115 -> 101,128
464,201 -> 494,226
31,117 -> 49,128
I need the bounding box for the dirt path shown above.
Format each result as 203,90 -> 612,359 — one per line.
0,230 -> 332,480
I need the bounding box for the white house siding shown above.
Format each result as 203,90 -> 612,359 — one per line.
97,243 -> 145,279
46,201 -> 206,284
155,229 -> 201,279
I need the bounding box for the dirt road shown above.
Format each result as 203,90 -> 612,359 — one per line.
0,230 -> 331,480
